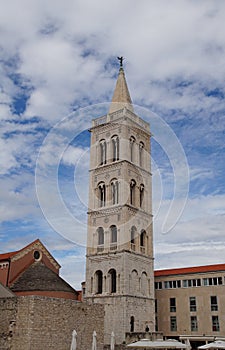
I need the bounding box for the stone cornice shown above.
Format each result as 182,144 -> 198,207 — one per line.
90,159 -> 152,176
87,204 -> 152,218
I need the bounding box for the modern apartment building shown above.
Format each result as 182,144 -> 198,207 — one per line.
155,264 -> 225,348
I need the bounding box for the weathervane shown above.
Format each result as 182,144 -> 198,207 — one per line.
117,56 -> 124,67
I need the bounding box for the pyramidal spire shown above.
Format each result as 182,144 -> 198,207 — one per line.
109,57 -> 134,114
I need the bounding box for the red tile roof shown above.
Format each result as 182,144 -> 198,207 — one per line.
0,239 -> 40,262
154,263 -> 225,277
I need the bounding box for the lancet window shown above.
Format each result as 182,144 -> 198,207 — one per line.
111,179 -> 119,205
112,135 -> 119,161
99,139 -> 107,165
98,182 -> 106,207
130,136 -> 135,162
140,184 -> 144,208
130,179 -> 136,206
139,141 -> 144,167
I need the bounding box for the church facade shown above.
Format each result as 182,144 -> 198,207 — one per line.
85,64 -> 155,344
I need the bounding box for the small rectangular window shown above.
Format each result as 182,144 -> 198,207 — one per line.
212,316 -> 220,331
191,316 -> 198,331
211,296 -> 218,311
170,298 -> 176,312
170,316 -> 177,331
155,299 -> 158,313
183,280 -> 188,288
190,297 -> 197,312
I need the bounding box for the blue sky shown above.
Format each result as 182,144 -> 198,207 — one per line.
0,0 -> 225,289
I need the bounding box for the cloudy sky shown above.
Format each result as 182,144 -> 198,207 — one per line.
0,0 -> 225,289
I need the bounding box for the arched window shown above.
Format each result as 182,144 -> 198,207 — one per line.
111,179 -> 119,205
140,184 -> 144,208
130,136 -> 135,162
110,225 -> 117,243
131,269 -> 138,294
112,135 -> 119,161
140,230 -> 146,254
109,269 -> 117,293
98,227 -> 104,245
95,270 -> 103,294
100,139 -> 107,165
141,271 -> 148,296
130,316 -> 135,332
130,179 -> 136,206
139,141 -> 144,167
98,182 -> 106,207
131,226 -> 136,244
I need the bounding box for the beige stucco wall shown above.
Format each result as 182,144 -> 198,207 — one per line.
155,270 -> 225,338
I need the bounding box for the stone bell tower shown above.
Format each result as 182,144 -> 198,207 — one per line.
85,60 -> 155,345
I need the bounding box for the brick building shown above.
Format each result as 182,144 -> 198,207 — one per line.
0,239 -> 78,300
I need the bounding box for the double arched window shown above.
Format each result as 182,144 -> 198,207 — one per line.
98,182 -> 106,207
100,139 -> 107,165
112,135 -> 119,162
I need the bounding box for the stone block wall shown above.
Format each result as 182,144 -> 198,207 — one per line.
0,296 -> 104,350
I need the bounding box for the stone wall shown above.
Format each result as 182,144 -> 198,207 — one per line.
0,296 -> 104,350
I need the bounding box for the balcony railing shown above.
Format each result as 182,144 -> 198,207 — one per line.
97,245 -> 104,253
131,243 -> 136,251
140,246 -> 145,254
110,243 -> 117,251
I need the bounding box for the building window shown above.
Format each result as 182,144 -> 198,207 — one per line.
110,225 -> 117,243
111,179 -> 119,205
140,230 -> 146,254
203,277 -> 223,286
155,299 -> 158,313
191,316 -> 198,331
130,136 -> 135,162
95,270 -> 103,294
112,135 -> 119,161
109,269 -> 117,293
98,182 -> 106,207
100,139 -> 107,165
130,179 -> 136,205
170,316 -> 177,331
155,316 -> 158,332
130,316 -> 135,332
211,296 -> 218,311
140,184 -> 144,208
155,281 -> 162,290
190,297 -> 197,312
97,227 -> 104,245
170,298 -> 176,312
139,141 -> 144,167
212,316 -> 220,331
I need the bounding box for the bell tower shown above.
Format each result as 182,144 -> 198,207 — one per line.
85,60 -> 155,344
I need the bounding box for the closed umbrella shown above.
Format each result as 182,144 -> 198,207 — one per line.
70,330 -> 77,350
111,331 -> 115,350
92,330 -> 97,350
